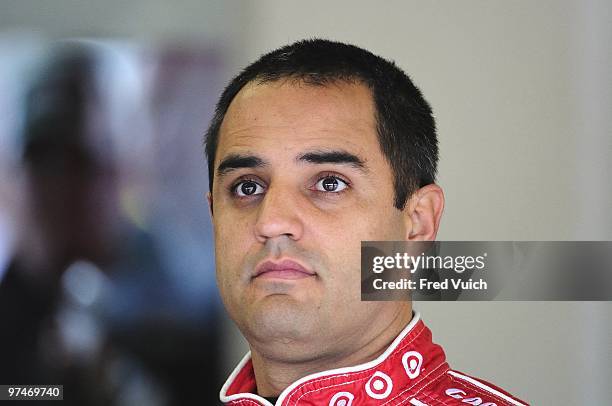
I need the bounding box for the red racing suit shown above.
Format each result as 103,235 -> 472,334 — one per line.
220,313 -> 529,405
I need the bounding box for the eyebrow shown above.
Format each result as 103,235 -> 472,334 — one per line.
297,150 -> 368,172
215,149 -> 369,178
216,154 -> 268,177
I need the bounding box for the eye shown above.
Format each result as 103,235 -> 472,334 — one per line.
233,179 -> 265,197
314,176 -> 349,193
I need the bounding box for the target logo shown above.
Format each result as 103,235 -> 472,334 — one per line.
402,351 -> 424,379
365,371 -> 393,399
328,391 -> 354,406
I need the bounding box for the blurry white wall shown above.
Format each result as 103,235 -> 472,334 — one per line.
2,1 -> 611,404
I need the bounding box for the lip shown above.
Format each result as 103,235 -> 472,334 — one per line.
253,259 -> 316,280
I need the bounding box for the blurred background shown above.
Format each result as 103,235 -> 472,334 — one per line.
0,1 -> 610,404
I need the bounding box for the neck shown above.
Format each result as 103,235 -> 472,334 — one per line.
251,304 -> 413,397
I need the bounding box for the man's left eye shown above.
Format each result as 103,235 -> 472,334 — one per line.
314,176 -> 348,192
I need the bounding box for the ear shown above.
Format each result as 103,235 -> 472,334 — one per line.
404,184 -> 444,241
207,192 -> 214,218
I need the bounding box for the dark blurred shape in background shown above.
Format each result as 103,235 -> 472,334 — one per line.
0,40 -> 224,405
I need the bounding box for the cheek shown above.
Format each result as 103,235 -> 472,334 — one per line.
312,209 -> 404,276
213,212 -> 251,279
213,223 -> 249,317
214,203 -> 254,244
321,204 -> 405,244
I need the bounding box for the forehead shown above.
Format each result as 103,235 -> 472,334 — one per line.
216,80 -> 380,162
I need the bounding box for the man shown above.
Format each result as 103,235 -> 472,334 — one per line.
205,39 -> 528,406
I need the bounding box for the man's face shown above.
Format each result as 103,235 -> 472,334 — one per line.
211,80 -> 409,361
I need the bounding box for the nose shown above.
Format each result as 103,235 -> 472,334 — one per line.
254,184 -> 305,243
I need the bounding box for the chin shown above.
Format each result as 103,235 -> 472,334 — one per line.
245,298 -> 320,344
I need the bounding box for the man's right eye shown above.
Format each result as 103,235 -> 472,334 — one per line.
232,180 -> 265,197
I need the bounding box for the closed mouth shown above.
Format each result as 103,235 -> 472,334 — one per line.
253,259 -> 316,280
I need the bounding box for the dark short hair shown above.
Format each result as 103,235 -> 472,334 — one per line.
204,39 -> 437,209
